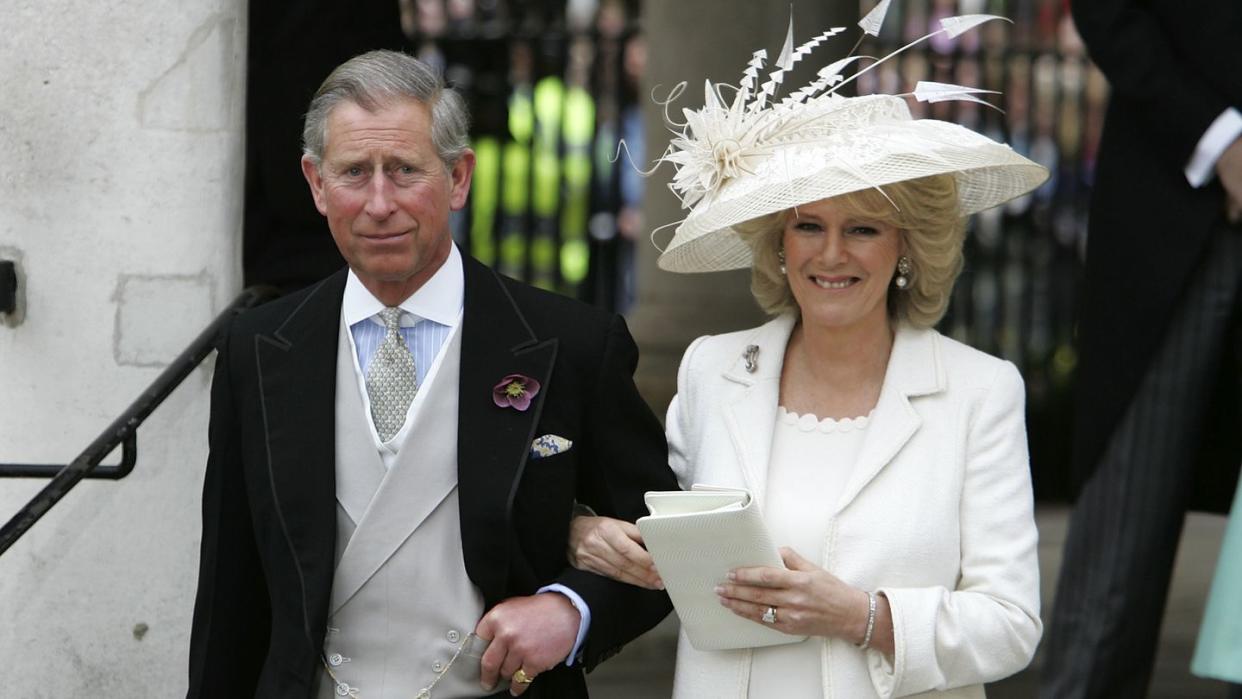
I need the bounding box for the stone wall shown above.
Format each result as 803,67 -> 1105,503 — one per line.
0,1 -> 246,694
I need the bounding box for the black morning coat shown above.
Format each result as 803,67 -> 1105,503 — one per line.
188,254 -> 676,697
1071,0 -> 1242,511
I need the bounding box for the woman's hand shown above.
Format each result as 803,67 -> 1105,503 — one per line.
717,547 -> 892,653
567,515 -> 664,590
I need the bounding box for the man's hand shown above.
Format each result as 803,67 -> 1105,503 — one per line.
475,593 -> 580,696
1215,136 -> 1242,223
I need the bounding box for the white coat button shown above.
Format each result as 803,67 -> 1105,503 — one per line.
432,660 -> 445,672
329,653 -> 344,666
335,683 -> 351,696
446,629 -> 460,643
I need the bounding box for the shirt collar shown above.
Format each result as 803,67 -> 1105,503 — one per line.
342,244 -> 465,328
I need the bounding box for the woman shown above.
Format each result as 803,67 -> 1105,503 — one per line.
569,16 -> 1048,699
1193,472 -> 1242,696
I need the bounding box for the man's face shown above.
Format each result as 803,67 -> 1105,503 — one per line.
302,98 -> 474,304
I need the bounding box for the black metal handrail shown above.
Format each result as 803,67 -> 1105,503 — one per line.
0,285 -> 280,557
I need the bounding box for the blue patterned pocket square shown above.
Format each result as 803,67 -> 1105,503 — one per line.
530,434 -> 573,459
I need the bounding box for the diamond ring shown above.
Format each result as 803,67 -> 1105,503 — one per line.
762,606 -> 777,624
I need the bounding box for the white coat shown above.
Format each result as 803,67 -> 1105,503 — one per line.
665,314 -> 1041,698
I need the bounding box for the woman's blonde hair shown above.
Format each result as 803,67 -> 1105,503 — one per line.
735,174 -> 965,328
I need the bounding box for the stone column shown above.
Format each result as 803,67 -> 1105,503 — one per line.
631,0 -> 856,414
0,1 -> 246,694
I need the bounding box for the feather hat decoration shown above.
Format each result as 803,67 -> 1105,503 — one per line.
650,7 -> 1049,274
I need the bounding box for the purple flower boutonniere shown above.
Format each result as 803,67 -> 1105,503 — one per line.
493,373 -> 541,411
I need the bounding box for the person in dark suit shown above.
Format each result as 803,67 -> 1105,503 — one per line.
1042,1 -> 1242,696
187,50 -> 675,698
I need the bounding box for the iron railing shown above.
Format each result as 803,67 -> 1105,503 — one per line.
0,285 -> 280,557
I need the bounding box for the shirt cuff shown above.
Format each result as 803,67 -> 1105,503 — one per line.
1185,107 -> 1242,188
536,584 -> 591,666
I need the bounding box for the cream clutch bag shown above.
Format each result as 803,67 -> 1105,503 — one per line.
637,485 -> 806,650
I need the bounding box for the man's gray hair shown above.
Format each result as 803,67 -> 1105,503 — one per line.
302,50 -> 471,168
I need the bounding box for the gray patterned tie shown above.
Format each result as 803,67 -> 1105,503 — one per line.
366,307 -> 417,442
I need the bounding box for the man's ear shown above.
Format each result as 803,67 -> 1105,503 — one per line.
301,155 -> 329,215
448,149 -> 476,211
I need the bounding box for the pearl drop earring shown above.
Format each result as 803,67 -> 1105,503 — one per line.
894,255 -> 912,289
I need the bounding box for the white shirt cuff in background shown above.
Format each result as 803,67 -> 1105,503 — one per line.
1185,108 -> 1242,188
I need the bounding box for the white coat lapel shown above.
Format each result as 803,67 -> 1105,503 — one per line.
835,324 -> 944,511
723,315 -> 797,505
330,325 -> 464,613
334,322 -> 386,527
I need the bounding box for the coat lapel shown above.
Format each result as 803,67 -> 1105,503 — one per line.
835,324 -> 944,511
456,258 -> 557,605
722,315 -> 797,506
254,270 -> 345,643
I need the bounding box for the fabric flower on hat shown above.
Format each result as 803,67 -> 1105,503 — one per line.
493,374 -> 541,411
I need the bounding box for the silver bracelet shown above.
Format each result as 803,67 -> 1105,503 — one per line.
858,591 -> 877,649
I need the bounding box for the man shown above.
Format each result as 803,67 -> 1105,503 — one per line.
1041,2 -> 1242,696
188,50 -> 675,698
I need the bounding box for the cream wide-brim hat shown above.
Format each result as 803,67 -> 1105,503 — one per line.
656,95 -> 1049,274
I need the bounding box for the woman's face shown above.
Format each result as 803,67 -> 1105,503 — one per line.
781,195 -> 904,334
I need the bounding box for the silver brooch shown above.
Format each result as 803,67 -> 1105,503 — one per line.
743,345 -> 759,373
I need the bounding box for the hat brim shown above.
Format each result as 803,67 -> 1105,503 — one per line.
657,119 -> 1050,274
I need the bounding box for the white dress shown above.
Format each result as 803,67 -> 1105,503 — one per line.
747,408 -> 869,699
